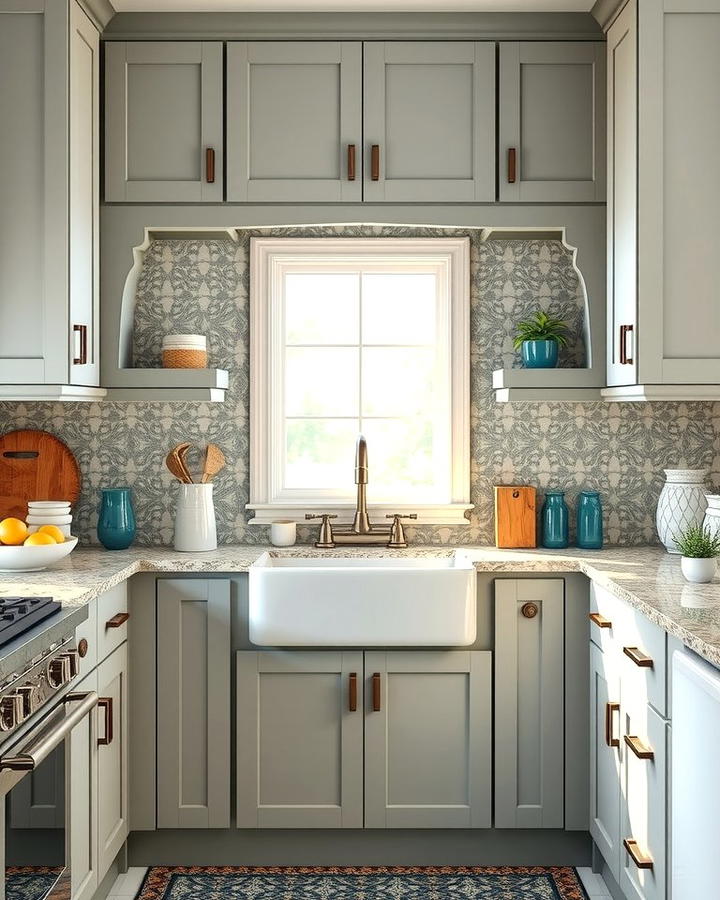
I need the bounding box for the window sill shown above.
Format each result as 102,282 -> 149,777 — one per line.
246,503 -> 474,527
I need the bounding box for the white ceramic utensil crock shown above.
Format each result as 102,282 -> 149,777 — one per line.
174,483 -> 217,552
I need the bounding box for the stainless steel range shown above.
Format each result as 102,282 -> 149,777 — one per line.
0,608 -> 97,900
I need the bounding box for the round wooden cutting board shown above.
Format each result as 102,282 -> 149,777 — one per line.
0,429 -> 81,520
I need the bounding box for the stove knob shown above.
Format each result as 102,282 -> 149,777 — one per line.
17,683 -> 40,717
47,655 -> 72,688
0,693 -> 25,731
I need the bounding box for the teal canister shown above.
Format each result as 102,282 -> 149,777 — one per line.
541,491 -> 569,549
97,487 -> 136,550
576,490 -> 603,549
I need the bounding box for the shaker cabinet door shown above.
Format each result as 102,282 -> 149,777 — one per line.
156,579 -> 231,828
70,671 -> 99,900
364,651 -> 492,828
494,578 -> 565,828
105,42 -> 223,202
499,42 -> 605,202
227,42 -> 362,202
363,42 -> 495,202
236,650 -> 364,828
96,643 -> 129,881
590,642 -> 622,883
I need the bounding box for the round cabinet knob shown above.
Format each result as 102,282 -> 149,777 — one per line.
521,602 -> 539,619
0,694 -> 25,731
77,639 -> 89,659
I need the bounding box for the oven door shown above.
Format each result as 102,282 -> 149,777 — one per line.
0,691 -> 98,900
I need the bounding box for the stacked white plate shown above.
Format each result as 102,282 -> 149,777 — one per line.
26,500 -> 73,538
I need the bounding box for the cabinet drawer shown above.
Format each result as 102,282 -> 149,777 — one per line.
96,583 -> 128,662
589,583 -> 629,654
621,610 -> 667,717
620,705 -> 667,900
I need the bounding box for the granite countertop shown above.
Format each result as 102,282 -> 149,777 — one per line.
1,544 -> 720,669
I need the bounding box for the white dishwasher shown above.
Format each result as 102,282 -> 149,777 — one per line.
671,649 -> 720,899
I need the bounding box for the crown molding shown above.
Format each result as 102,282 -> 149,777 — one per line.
102,10 -> 603,41
78,0 -> 115,29
591,0 -> 627,30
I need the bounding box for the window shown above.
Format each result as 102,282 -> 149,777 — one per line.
248,238 -> 471,525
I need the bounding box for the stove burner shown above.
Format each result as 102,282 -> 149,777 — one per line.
0,597 -> 61,647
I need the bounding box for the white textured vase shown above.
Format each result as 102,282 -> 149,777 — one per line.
174,483 -> 217,552
656,469 -> 708,553
681,556 -> 716,584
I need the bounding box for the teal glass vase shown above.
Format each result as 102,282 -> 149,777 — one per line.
577,490 -> 603,549
541,491 -> 569,549
97,487 -> 136,550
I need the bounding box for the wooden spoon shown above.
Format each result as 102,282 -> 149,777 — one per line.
201,444 -> 226,483
176,443 -> 194,484
165,444 -> 193,484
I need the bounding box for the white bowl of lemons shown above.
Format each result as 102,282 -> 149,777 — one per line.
0,518 -> 78,572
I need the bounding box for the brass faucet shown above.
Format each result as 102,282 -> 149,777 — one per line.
305,435 -> 416,549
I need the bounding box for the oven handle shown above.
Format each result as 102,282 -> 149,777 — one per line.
0,691 -> 98,772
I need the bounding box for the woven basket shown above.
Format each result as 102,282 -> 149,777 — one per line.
162,348 -> 208,369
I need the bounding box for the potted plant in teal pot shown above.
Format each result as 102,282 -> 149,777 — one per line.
514,311 -> 569,368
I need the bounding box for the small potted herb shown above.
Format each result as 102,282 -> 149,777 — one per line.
675,524 -> 720,583
513,310 -> 569,368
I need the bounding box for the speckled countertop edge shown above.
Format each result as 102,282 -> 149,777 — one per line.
1,544 -> 719,668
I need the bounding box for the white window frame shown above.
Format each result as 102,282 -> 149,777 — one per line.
247,237 -> 472,526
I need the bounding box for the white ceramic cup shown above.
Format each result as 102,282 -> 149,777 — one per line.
270,519 -> 297,547
174,483 -> 217,552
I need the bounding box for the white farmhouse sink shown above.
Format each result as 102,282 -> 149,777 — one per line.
248,553 -> 477,646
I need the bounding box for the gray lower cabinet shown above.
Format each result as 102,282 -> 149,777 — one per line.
236,650 -> 364,828
363,42 -> 495,202
227,42 -> 362,203
9,745 -> 65,829
494,579 -> 564,828
97,643 -> 129,878
157,579 -> 231,828
499,41 -> 605,202
105,41 -> 223,202
364,650 -> 492,829
589,641 -> 622,882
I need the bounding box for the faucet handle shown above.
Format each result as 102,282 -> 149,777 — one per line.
305,513 -> 337,549
385,513 -> 417,549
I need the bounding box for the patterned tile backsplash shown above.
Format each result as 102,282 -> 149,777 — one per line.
1,225 -> 718,546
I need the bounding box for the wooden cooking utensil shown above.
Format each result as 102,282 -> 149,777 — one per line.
0,429 -> 81,521
165,444 -> 193,484
201,444 -> 225,483
176,443 -> 194,484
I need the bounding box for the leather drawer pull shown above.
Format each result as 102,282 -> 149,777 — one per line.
347,144 -> 356,181
624,646 -> 653,668
371,145 -> 380,181
106,612 -> 129,629
624,734 -> 654,760
205,147 -> 215,184
372,673 -> 381,712
605,701 -> 620,748
348,673 -> 357,712
624,839 -> 654,870
589,612 -> 611,628
98,697 -> 113,746
507,147 -> 517,183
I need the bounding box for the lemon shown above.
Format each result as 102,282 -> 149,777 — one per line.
24,532 -> 57,546
0,517 -> 29,546
37,525 -> 65,544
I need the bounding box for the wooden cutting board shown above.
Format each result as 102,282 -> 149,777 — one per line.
0,429 -> 81,520
494,485 -> 537,548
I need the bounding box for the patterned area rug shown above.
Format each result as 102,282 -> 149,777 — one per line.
136,866 -> 590,900
5,867 -> 63,900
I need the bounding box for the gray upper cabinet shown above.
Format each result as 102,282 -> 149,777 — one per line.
227,42 -> 362,203
156,579 -> 231,828
364,650 -> 491,829
499,41 -> 606,202
606,0 -> 638,388
236,650 -> 364,828
105,42 -> 223,202
363,42 -> 495,202
0,0 -> 102,396
494,579 -> 564,829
